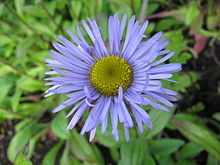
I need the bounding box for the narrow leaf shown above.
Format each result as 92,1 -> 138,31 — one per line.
11,90 -> 22,112
145,109 -> 173,139
7,121 -> 45,162
171,119 -> 220,160
185,1 -> 200,25
51,111 -> 70,139
120,139 -> 147,165
14,153 -> 33,165
42,141 -> 64,165
179,142 -> 203,159
149,138 -> 184,156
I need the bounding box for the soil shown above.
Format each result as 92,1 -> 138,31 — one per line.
0,120 -> 15,165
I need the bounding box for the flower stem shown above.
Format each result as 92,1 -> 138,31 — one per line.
139,0 -> 149,23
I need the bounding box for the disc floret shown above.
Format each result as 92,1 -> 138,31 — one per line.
90,56 -> 133,96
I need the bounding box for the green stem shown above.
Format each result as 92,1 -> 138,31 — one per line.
139,0 -> 149,23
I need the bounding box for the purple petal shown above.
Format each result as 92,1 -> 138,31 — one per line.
145,91 -> 174,107
148,63 -> 182,74
80,96 -> 105,134
149,73 -> 173,79
52,92 -> 85,113
67,103 -> 88,130
110,102 -> 118,135
132,109 -> 143,133
101,114 -> 108,134
151,51 -> 175,66
66,100 -> 84,118
120,100 -> 133,127
124,127 -> 130,141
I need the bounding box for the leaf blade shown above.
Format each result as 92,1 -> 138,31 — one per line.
171,119 -> 220,160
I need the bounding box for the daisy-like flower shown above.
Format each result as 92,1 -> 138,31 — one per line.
45,13 -> 182,142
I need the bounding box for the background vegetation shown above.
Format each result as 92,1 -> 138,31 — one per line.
0,0 -> 220,164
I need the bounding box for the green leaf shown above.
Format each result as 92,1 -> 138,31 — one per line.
147,3 -> 160,15
110,148 -> 120,162
117,4 -> 132,19
69,157 -> 83,165
60,143 -> 70,165
213,112 -> 220,122
70,130 -> 104,165
16,37 -> 36,57
145,155 -> 156,165
120,139 -> 147,165
190,13 -> 203,33
0,34 -> 13,46
172,73 -> 198,92
120,142 -> 133,165
32,22 -> 56,37
157,156 -> 173,165
165,30 -> 186,56
173,113 -> 200,123
149,138 -> 184,156
169,52 -> 192,64
11,90 -> 22,112
0,65 -> 15,76
0,4 -> 3,16
23,5 -> 46,18
51,111 -> 70,139
179,142 -> 203,159
186,102 -> 205,113
156,18 -> 181,32
15,119 -> 33,132
42,141 -> 64,165
207,15 -> 220,30
207,154 -> 219,165
185,1 -> 200,26
95,126 -> 123,148
0,109 -> 24,120
7,121 -> 45,162
27,127 -> 47,158
145,23 -> 155,35
69,0 -> 83,19
44,1 -> 57,16
15,0 -> 25,17
145,109 -> 173,139
82,0 -> 94,13
171,119 -> 220,160
17,99 -> 52,117
14,153 -> 33,165
176,159 -> 196,165
0,83 -> 12,105
17,76 -> 44,93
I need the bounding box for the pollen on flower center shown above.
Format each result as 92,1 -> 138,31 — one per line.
90,56 -> 133,96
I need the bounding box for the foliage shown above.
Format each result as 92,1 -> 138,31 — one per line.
0,0 -> 219,164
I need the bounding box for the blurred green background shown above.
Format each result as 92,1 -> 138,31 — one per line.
0,0 -> 220,165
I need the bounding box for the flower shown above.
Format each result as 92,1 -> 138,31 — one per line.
44,13 -> 182,142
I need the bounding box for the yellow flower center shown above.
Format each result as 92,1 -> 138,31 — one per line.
90,56 -> 133,96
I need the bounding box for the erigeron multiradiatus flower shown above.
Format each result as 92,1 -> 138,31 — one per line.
44,13 -> 182,142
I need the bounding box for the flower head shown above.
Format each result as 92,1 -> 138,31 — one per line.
45,13 -> 182,141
